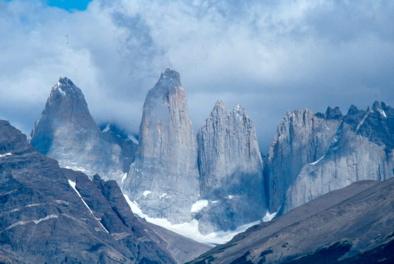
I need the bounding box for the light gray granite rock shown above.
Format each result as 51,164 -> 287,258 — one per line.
286,102 -> 394,210
124,69 -> 200,223
196,101 -> 266,233
31,78 -> 124,182
266,108 -> 341,212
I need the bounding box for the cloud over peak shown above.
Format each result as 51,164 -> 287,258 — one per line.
0,0 -> 393,149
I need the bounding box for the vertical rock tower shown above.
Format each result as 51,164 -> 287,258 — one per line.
266,108 -> 342,212
196,101 -> 266,232
287,102 -> 394,210
124,69 -> 200,223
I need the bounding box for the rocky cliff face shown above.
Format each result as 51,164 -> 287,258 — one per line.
0,120 -> 177,263
27,72 -> 394,242
196,101 -> 266,233
287,102 -> 394,210
124,69 -> 200,223
266,108 -> 342,212
31,78 -> 124,182
100,123 -> 138,172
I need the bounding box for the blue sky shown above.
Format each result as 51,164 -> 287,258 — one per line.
2,0 -> 92,10
0,0 -> 393,150
46,0 -> 91,11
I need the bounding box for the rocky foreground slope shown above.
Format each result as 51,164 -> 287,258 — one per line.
0,120 -> 209,263
190,178 -> 394,264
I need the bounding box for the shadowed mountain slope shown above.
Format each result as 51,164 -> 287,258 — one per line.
190,178 -> 394,264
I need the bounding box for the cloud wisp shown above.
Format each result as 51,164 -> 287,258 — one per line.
0,0 -> 393,149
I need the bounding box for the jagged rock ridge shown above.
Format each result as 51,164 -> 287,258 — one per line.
196,101 -> 267,233
287,101 -> 394,210
28,71 -> 394,242
266,107 -> 342,212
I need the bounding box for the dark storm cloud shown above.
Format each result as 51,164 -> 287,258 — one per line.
0,0 -> 393,150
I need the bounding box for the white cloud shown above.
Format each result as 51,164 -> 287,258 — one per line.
0,0 -> 393,149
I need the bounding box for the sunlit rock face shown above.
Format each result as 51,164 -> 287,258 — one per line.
31,77 -> 124,182
196,101 -> 267,233
287,101 -> 394,210
124,69 -> 200,223
266,108 -> 342,212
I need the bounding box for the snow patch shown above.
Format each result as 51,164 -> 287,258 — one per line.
63,165 -> 89,174
121,173 -> 128,183
26,203 -> 41,208
377,108 -> 387,118
0,190 -> 17,196
128,135 -> 139,144
356,111 -> 370,132
33,214 -> 58,224
124,195 -> 258,245
58,87 -> 66,96
142,190 -> 152,197
262,211 -> 277,222
102,124 -> 111,133
68,179 -> 109,233
1,214 -> 58,233
159,193 -> 168,199
124,194 -> 146,217
55,200 -> 69,205
0,152 -> 12,158
310,155 -> 325,166
191,200 -> 209,213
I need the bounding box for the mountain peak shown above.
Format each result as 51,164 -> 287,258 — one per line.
232,104 -> 246,115
211,100 -> 226,113
210,102 -> 248,119
125,68 -> 199,223
52,77 -> 83,98
347,104 -> 361,115
197,100 -> 265,232
325,106 -> 342,120
58,77 -> 74,86
156,68 -> 182,90
162,68 -> 180,80
214,100 -> 225,109
372,101 -> 387,114
0,120 -> 31,154
209,100 -> 227,120
31,78 -> 126,181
